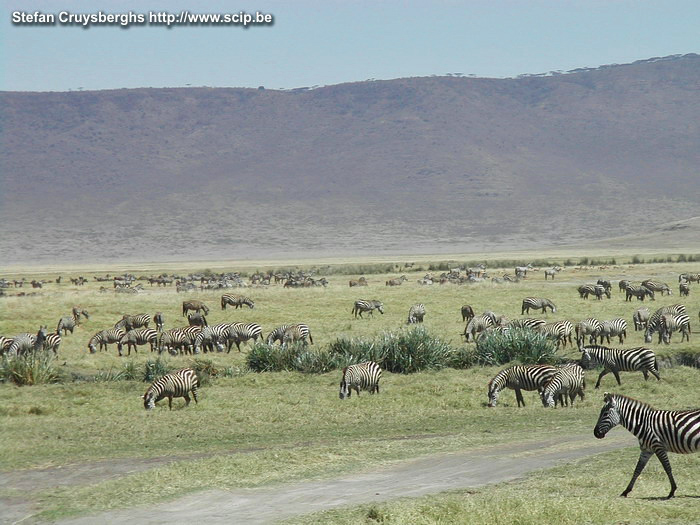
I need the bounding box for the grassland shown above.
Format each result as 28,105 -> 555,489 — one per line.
1,256 -> 699,522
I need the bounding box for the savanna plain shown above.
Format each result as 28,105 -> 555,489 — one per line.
1,254 -> 700,524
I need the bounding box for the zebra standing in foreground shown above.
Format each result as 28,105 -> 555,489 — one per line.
407,304 -> 426,324
226,322 -> 263,352
221,294 -> 255,310
87,328 -> 125,353
339,361 -> 382,399
7,327 -> 47,357
660,313 -> 691,344
594,393 -> 700,499
56,316 -> 77,335
580,345 -> 660,388
487,364 -> 557,407
352,300 -> 384,319
644,304 -> 687,344
537,320 -> 573,348
143,368 -> 200,410
520,297 -> 556,315
117,328 -> 158,356
594,318 -> 628,345
633,307 -> 650,331
541,363 -> 586,408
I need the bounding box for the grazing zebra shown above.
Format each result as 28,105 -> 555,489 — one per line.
117,328 -> 158,356
87,328 -> 125,353
56,316 -> 77,335
71,306 -> 89,324
154,312 -> 165,332
594,393 -> 700,499
541,363 -> 586,408
460,305 -> 475,323
158,327 -> 193,355
625,285 -> 654,302
115,313 -> 151,331
578,284 -> 609,300
580,345 -> 660,388
193,324 -> 230,354
187,312 -> 208,327
594,318 -> 628,345
182,300 -> 210,317
226,322 -> 263,352
575,318 -> 603,348
679,272 -> 700,283
7,327 -> 48,357
644,304 -> 687,344
521,297 -> 556,315
463,313 -> 495,343
348,277 -> 368,287
267,324 -> 313,346
544,268 -> 560,280
642,280 -> 672,296
352,299 -> 384,319
339,361 -> 382,399
407,304 -> 426,324
507,318 -> 546,331
143,368 -> 200,410
43,332 -> 62,355
660,313 -> 691,344
385,276 -> 408,286
633,307 -> 650,331
679,282 -> 690,297
538,320 -> 574,348
597,279 -> 612,292
221,294 -> 255,310
618,280 -> 631,293
487,364 -> 557,407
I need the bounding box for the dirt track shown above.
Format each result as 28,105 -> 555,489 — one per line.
1,432 -> 637,525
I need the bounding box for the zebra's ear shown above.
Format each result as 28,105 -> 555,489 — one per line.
603,392 -> 612,402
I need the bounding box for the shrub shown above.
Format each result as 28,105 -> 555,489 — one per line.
0,351 -> 60,386
474,328 -> 559,366
143,358 -> 173,382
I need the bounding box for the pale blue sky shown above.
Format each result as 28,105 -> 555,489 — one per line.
2,0 -> 698,92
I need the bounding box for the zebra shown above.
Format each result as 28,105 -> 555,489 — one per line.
407,304 -> 426,324
154,312 -> 165,332
143,368 -> 200,410
221,294 -> 255,310
679,272 -> 700,283
463,313 -> 496,343
679,281 -> 690,297
114,313 -> 151,331
633,307 -> 650,331
339,361 -> 382,399
575,318 -> 603,348
226,322 -> 263,352
182,300 -> 209,317
594,318 -> 628,345
193,324 -> 230,354
348,277 -> 368,287
544,268 -> 560,280
460,305 -> 475,323
385,276 -> 408,286
158,327 -> 193,355
642,280 -> 672,296
644,304 -> 687,344
580,345 -> 660,388
537,320 -> 574,348
507,318 -> 546,331
618,279 -> 631,293
487,364 -> 557,407
43,332 -> 62,355
520,297 -> 556,315
56,316 -> 77,335
625,285 -> 654,302
87,328 -> 125,353
578,284 -> 609,300
593,392 -> 700,499
267,324 -> 313,346
0,336 -> 14,355
597,279 -> 612,292
352,299 -> 384,319
7,327 -> 48,357
659,313 -> 691,344
187,312 -> 208,327
71,306 -> 89,324
117,328 -> 158,356
541,363 -> 586,408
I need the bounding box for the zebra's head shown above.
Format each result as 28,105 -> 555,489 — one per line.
339,368 -> 350,399
88,342 -> 97,354
487,383 -> 500,407
579,347 -> 591,367
35,326 -> 48,349
542,387 -> 556,408
644,326 -> 653,344
594,393 -> 620,439
373,301 -> 384,314
142,388 -> 157,409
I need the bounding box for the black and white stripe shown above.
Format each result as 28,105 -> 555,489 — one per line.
578,284 -> 610,300
521,297 -> 556,315
463,313 -> 496,343
117,328 -> 158,356
143,368 -> 200,410
339,361 -> 382,399
644,304 -> 687,344
487,364 -> 557,407
575,318 -> 603,348
221,294 -> 255,310
352,300 -> 384,319
154,312 -> 165,332
193,324 -> 230,354
266,324 -> 313,346
0,336 -> 14,355
541,363 -> 586,408
642,280 -> 672,296
115,313 -> 152,331
679,281 -> 690,297
43,332 -> 62,355
407,304 -> 426,324
625,285 -> 654,302
594,393 -> 700,499
537,320 -> 574,348
594,318 -> 628,345
226,322 -> 263,352
182,300 -> 209,317
158,327 -> 194,355
56,316 -> 77,335
660,313 -> 691,344
7,327 -> 47,357
507,318 -> 547,331
580,345 -> 660,388
87,328 -> 125,353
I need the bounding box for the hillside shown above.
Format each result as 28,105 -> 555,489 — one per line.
2,54 -> 700,263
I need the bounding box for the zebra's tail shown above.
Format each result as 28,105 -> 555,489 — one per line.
308,331 -> 314,344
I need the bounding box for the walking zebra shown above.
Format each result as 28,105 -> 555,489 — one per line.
352,300 -> 384,319
154,312 -> 165,332
117,328 -> 158,356
87,328 -> 125,353
221,294 -> 255,310
407,304 -> 426,324
463,313 -> 496,343
594,393 -> 700,499
193,324 -> 230,354
541,363 -> 586,408
182,300 -> 209,317
487,364 -> 557,407
537,320 -> 574,348
679,281 -> 690,297
143,368 -> 200,410
575,318 -> 603,348
461,305 -> 475,323
625,285 -> 654,302
339,361 -> 382,399
187,312 -> 208,327
521,297 -> 556,315
56,316 -> 77,335
644,304 -> 687,344
267,324 -> 313,346
633,307 -> 650,332
660,313 -> 691,344
226,322 -> 263,352
7,327 -> 47,357
580,345 -> 660,388
642,280 -> 672,296
594,318 -> 628,345
43,332 -> 62,355
115,313 -> 152,331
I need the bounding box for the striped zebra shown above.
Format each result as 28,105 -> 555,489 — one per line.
182,300 -> 209,317
541,363 -> 586,408
187,312 -> 208,327
56,316 -> 77,335
71,306 -> 89,324
679,281 -> 690,297
578,284 -> 610,300
461,305 -> 475,323
660,313 -> 691,344
115,313 -> 152,331
117,328 -> 158,356
193,324 -> 230,354
597,279 -> 612,292
594,318 -> 628,345
679,272 -> 700,283
594,393 -> 700,499
221,294 -> 255,310
87,328 -> 125,353
339,361 -> 382,399
143,368 -> 200,410
352,300 -> 384,319
487,364 -> 557,407
43,332 -> 62,355
625,285 -> 654,302
0,336 -> 14,355
267,324 -> 313,346
507,318 -> 546,331
226,322 -> 263,352
544,268 -> 560,280
407,304 -> 426,324
575,318 -> 603,348
642,280 -> 672,296
154,312 -> 165,332
158,327 -> 193,355
7,327 -> 47,357
386,276 -> 408,286
618,280 -> 631,293
580,345 -> 660,388
463,313 -> 496,343
644,304 -> 687,344
537,320 -> 574,348
521,297 -> 556,315
633,307 -> 650,331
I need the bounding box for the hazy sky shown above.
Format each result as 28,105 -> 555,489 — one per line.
2,0 -> 698,92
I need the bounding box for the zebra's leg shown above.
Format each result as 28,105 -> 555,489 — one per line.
192,387 -> 198,403
168,395 -> 173,410
611,369 -> 622,386
654,448 -> 678,499
183,393 -> 191,406
621,450 -> 653,497
515,388 -> 525,407
595,369 -> 610,389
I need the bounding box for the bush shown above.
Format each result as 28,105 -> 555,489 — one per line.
0,351 -> 60,386
143,358 -> 173,382
474,328 -> 559,366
